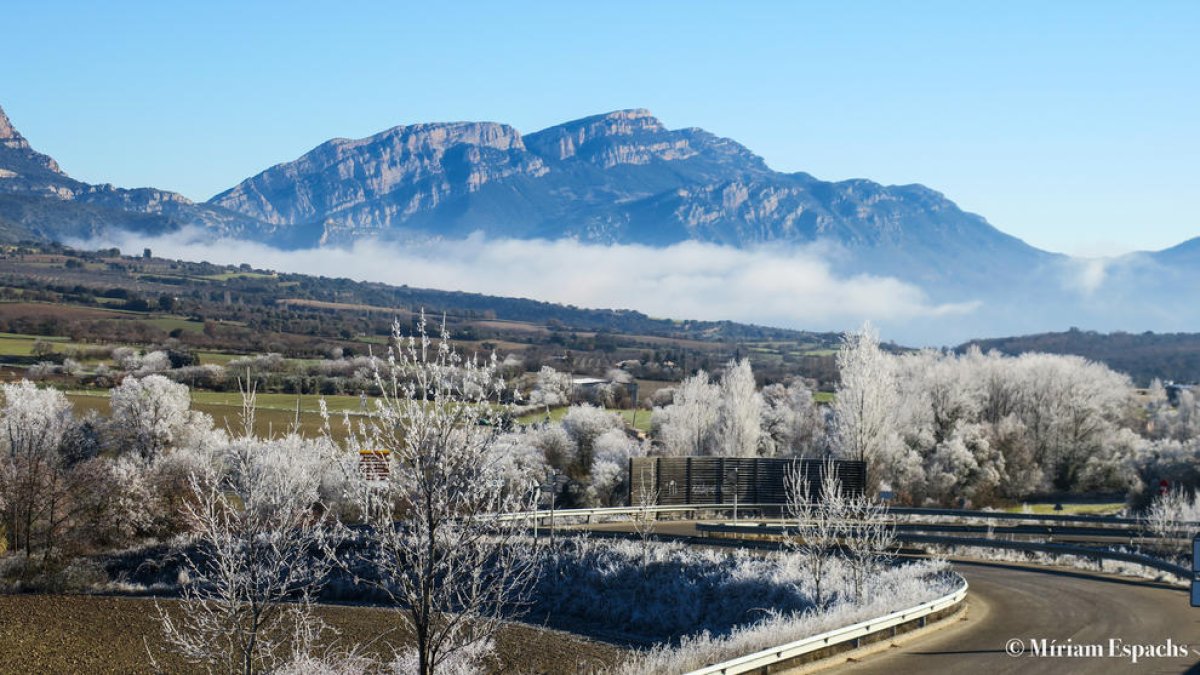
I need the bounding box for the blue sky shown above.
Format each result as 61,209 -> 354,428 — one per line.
2,0 -> 1196,256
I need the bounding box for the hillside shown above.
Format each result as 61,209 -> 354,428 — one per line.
0,243 -> 843,386
958,328 -> 1200,386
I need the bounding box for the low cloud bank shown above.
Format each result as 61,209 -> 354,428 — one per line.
77,230 -> 979,337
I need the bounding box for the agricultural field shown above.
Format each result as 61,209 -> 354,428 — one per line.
0,332 -> 68,356
1002,501 -> 1127,516
518,405 -> 653,433
139,316 -> 206,333
64,392 -> 356,440
0,594 -> 623,674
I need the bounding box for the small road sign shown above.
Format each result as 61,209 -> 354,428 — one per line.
1193,535 -> 1200,608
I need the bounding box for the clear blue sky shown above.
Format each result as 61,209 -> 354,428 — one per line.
2,0 -> 1196,255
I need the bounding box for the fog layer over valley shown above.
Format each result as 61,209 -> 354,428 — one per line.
78,228 -> 1200,346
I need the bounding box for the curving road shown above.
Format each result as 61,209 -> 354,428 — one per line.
578,520 -> 1200,674
841,559 -> 1200,675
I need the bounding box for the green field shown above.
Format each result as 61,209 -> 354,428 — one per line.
196,351 -> 240,365
140,316 -> 206,333
65,391 -> 352,440
0,332 -> 85,357
188,390 -> 371,413
517,406 -> 652,433
1003,502 -> 1127,516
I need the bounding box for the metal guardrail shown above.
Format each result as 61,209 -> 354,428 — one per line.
890,506 -> 1154,526
693,522 -> 1192,578
502,502 -> 1185,525
684,576 -> 968,675
497,503 -> 779,523
501,503 -> 1190,539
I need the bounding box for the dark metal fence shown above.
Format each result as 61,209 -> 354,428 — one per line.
628,457 -> 867,506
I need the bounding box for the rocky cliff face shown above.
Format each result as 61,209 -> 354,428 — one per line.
0,104 -> 68,191
212,122 -> 549,232
0,104 -> 261,243
204,108 -> 1050,288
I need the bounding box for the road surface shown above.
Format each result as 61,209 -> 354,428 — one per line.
841,559 -> 1200,674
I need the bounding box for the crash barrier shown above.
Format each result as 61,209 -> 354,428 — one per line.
684,575 -> 968,675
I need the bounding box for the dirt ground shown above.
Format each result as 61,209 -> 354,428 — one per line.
0,594 -> 625,674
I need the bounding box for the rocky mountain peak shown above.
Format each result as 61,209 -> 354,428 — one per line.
0,104 -> 64,178
524,109 -> 677,163
209,120 -> 549,226
0,105 -> 25,147
342,120 -> 528,155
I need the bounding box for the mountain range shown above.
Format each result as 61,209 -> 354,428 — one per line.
1,102 -> 1196,340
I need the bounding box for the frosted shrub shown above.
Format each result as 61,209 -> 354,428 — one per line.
590,429 -> 647,506
528,366 -> 574,408
1146,486 -> 1200,550
227,352 -> 286,373
529,424 -> 577,471
388,638 -> 494,675
26,361 -> 59,379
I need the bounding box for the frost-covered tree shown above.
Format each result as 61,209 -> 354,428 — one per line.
784,460 -> 841,608
528,424 -> 577,473
330,316 -> 539,675
760,380 -> 822,457
715,359 -> 763,457
1145,486 -> 1200,553
156,435 -> 338,674
833,324 -> 907,491
651,370 -> 720,457
839,487 -> 896,603
560,404 -> 623,478
590,429 -> 648,506
528,366 -> 574,409
108,374 -> 193,460
0,380 -> 74,557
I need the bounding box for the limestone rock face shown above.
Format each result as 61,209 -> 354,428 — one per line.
0,104 -> 261,243
0,104 -> 65,184
204,108 -> 1045,288
212,121 -> 547,229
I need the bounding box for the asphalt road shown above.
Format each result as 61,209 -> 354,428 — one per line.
577,520 -> 1200,674
841,559 -> 1200,675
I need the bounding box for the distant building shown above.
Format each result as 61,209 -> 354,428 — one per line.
1165,382 -> 1195,406
571,377 -> 609,389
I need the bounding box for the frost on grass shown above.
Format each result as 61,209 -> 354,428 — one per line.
521,537 -> 955,674
579,544 -> 958,674
928,544 -> 1189,586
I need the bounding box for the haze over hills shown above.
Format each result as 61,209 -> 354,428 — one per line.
0,101 -> 1197,343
